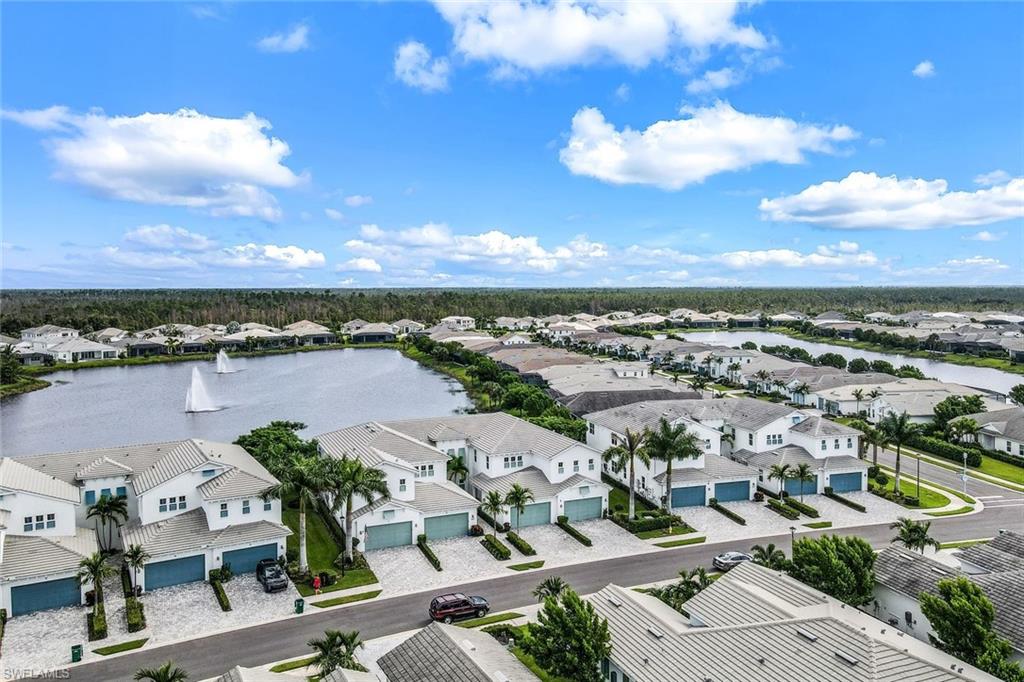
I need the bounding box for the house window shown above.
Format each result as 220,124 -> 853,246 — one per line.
383,510 -> 395,521
611,434 -> 619,446
557,462 -> 564,474
588,459 -> 595,471
242,500 -> 251,515
579,486 -> 590,496
202,469 -> 215,477
447,449 -> 455,456
573,460 -> 580,473
23,516 -> 32,532
588,423 -> 595,434
602,659 -> 610,676
474,452 -> 478,463
116,486 -> 127,498
486,457 -> 490,470
264,500 -> 273,511
704,439 -> 712,450
767,434 -> 783,446
46,513 -> 55,529
834,439 -> 840,450
1007,441 -> 1012,453
100,488 -> 111,499
220,503 -> 228,518
503,455 -> 523,470
159,498 -> 168,512
85,490 -> 96,505
458,447 -> 466,457
821,440 -> 827,451
792,416 -> 801,424
399,478 -> 407,493
847,438 -> 853,449
748,433 -> 754,446
34,515 -> 45,530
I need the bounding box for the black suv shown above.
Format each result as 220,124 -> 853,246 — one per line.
256,559 -> 289,593
428,593 -> 489,624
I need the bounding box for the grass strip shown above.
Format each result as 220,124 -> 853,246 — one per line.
876,463 -> 979,503
311,589 -> 382,609
925,505 -> 974,517
655,536 -> 707,548
939,539 -> 989,549
508,560 -> 545,572
803,521 -> 833,529
92,638 -> 148,656
635,526 -> 693,540
457,612 -> 525,628
270,656 -> 317,673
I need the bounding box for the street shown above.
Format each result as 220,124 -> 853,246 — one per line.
873,446 -> 1024,509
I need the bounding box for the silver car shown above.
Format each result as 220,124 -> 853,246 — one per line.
712,551 -> 753,571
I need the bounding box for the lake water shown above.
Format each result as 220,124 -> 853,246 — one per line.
680,330 -> 1020,394
0,349 -> 472,457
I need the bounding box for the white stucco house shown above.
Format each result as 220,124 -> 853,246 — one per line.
439,315 -> 476,331
957,407 -> 1024,460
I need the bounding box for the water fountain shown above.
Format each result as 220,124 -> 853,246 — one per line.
185,366 -> 220,412
216,349 -> 235,374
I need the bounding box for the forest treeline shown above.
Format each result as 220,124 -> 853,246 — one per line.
2,287 -> 1023,335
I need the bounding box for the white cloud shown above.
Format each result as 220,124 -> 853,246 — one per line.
912,60 -> 935,78
621,245 -> 702,265
887,255 -> 1011,279
98,246 -> 199,271
943,256 -> 1007,269
344,194 -> 373,207
712,243 -> 879,270
614,83 -> 631,102
560,102 -> 857,189
759,172 -> 1024,229
123,224 -> 216,252
257,23 -> 310,53
337,257 -> 383,273
214,243 -> 325,269
685,67 -> 741,94
324,208 -> 345,222
3,106 -> 304,221
394,41 -> 450,92
965,230 -> 1005,242
974,169 -> 1011,186
433,1 -> 767,75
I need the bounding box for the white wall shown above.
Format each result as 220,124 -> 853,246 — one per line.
788,430 -> 859,460
204,496 -> 280,530
1,569 -> 91,615
77,474 -> 137,531
2,491 -> 77,537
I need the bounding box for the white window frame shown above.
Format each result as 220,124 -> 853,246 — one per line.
220,502 -> 228,518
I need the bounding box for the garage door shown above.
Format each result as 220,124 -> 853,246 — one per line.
223,543 -> 279,574
364,521 -> 413,550
784,475 -> 818,497
714,481 -> 750,503
564,497 -> 603,522
144,555 -> 206,591
511,501 -> 551,527
671,485 -> 706,508
829,472 -> 863,493
424,513 -> 469,540
11,577 -> 80,616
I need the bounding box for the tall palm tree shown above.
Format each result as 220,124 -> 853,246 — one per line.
751,543 -> 787,569
792,382 -> 811,404
333,457 -> 391,564
789,463 -> 815,501
861,426 -> 889,465
308,629 -> 364,676
880,411 -> 920,493
727,362 -> 741,384
645,418 -> 702,533
890,517 -> 941,554
601,428 -> 649,520
134,662 -> 188,682
123,544 -> 150,594
683,353 -> 695,372
689,376 -> 709,393
768,463 -> 791,494
480,491 -> 506,540
852,388 -> 865,415
87,495 -> 129,553
77,552 -> 116,604
261,453 -> 340,573
504,484 -> 535,535
753,369 -> 771,394
446,455 -> 469,487
532,576 -> 568,602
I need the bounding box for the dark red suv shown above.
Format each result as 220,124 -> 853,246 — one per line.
428,593 -> 490,624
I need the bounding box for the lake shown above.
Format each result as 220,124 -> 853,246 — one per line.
0,349 -> 472,457
680,330 -> 1020,394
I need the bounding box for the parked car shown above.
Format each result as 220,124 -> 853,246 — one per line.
256,559 -> 289,593
428,592 -> 489,624
712,551 -> 753,571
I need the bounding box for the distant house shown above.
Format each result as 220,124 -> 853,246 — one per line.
439,315 -> 475,331
378,621 -> 537,681
496,332 -> 532,346
220,328 -> 286,349
390,319 -> 425,334
494,316 -> 536,330
112,337 -> 167,357
46,338 -> 118,363
19,325 -> 79,351
281,320 -> 336,345
91,327 -> 127,343
341,319 -> 369,333
351,322 -> 397,343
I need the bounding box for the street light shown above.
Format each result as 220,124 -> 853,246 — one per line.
789,526 -> 797,558
962,451 -> 969,495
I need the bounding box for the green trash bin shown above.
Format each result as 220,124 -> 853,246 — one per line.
71,644 -> 83,663
294,598 -> 305,614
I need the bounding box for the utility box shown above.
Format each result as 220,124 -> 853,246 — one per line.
294,598 -> 305,614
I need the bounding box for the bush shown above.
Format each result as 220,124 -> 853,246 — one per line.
480,534 -> 512,560
867,465 -> 880,479
319,570 -> 338,587
417,534 -> 442,571
637,509 -> 664,518
286,548 -> 298,563
910,435 -> 982,467
610,511 -> 691,534
765,497 -> 800,520
555,516 -> 593,547
983,448 -> 1024,467
753,491 -> 764,502
211,578 -> 232,612
120,565 -> 133,598
784,497 -> 820,518
756,486 -> 782,500
477,506 -> 495,527
87,602 -> 108,641
482,623 -> 523,645
824,488 -> 867,513
903,496 -> 920,507
708,500 -> 746,525
125,596 -> 146,633
874,471 -> 889,485
469,524 -> 484,537
506,531 -> 536,556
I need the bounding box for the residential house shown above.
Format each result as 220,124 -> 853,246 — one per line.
46,338 -> 119,363
341,319 -> 369,333
485,346 -> 596,384
867,379 -> 1003,424
282,320 -> 337,345
351,323 -> 398,344
391,319 -> 425,335
220,328 -> 287,349
438,315 -> 475,331
496,332 -> 533,346
535,362 -> 699,416
958,407 -> 1024,459
90,327 -> 128,343
494,316 -> 536,330
19,324 -> 79,351
378,621 -> 537,681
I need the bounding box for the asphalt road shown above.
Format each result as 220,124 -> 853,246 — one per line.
874,446 -> 1024,509
64,501 -> 1024,682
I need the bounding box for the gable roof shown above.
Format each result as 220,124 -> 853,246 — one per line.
584,398 -> 799,435
404,481 -> 480,515
120,508 -> 290,557
959,407 -> 1024,442
317,422 -> 442,468
790,416 -> 861,437
469,467 -> 602,501
0,457 -> 80,503
198,467 -> 277,501
0,527 -> 99,580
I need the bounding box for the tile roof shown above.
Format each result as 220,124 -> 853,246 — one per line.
214,666 -> 294,682
404,481 -> 480,515
790,416 -> 861,437
199,467 -> 276,501
584,398 -> 799,435
652,455 -> 756,484
120,509 -> 290,558
0,457 -> 81,502
730,445 -> 866,472
960,407 -> 1024,442
469,467 -> 602,500
317,422 -> 442,468
75,456 -> 134,480
955,531 -> 1024,572
0,527 -> 99,580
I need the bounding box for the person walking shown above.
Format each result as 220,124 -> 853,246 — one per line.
312,574 -> 322,595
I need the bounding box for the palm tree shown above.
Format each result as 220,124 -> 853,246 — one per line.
767,463 -> 791,494
861,425 -> 889,465
77,552 -> 116,604
680,566 -> 713,591
852,388 -> 865,415
446,455 -> 469,487
880,411 -> 920,494
792,382 -> 811,404
333,457 -> 391,564
532,576 -> 568,602
753,369 -> 771,394
751,543 -> 787,569
134,662 -> 188,682
689,376 -> 709,393
87,494 -> 129,553
601,428 -> 649,519
308,629 -> 364,676
789,463 -> 815,501
261,453 -> 340,573
504,484 -> 535,535
123,544 -> 150,594
890,517 -> 940,554
727,362 -> 741,385
480,491 -> 506,540
645,418 -> 702,533
683,353 -> 695,372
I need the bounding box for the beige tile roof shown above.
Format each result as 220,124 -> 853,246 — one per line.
75,456 -> 134,481
469,467 -> 602,501
404,481 -> 480,516
0,527 -> 99,580
198,467 -> 276,501
214,666 -> 295,682
317,422 -> 442,468
0,457 -> 81,503
120,509 -> 290,558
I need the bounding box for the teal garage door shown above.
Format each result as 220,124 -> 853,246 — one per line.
223,543 -> 278,573
714,481 -> 750,503
512,501 -> 551,527
564,497 -> 603,522
364,521 -> 413,550
784,475 -> 818,497
829,472 -> 863,493
145,555 -> 205,591
671,485 -> 706,508
424,513 -> 469,540
11,577 -> 80,616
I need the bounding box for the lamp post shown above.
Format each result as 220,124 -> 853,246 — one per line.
962,452 -> 969,496
789,526 -> 797,558
916,451 -> 921,500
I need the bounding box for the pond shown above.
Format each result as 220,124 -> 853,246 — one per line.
680,330 -> 1020,394
0,349 -> 472,457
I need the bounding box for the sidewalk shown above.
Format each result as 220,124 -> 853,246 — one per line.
900,446 -> 1024,493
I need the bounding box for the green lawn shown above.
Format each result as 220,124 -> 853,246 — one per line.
877,463 -> 977,503
311,589 -> 382,609
803,521 -> 833,529
93,638 -> 148,655
925,505 -> 974,517
606,484 -> 657,515
654,536 -> 706,548
907,448 -> 1024,491
508,561 -> 545,571
270,656 -> 316,673
457,612 -> 524,628
282,501 -> 378,596
870,477 -> 950,509
939,539 -> 988,549
635,526 -> 694,540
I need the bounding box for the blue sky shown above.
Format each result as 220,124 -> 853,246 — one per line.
2,1 -> 1022,288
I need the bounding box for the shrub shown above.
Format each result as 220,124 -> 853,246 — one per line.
319,570 -> 338,587
219,562 -> 234,582
480,535 -> 512,560
765,497 -> 800,520
613,503 -> 625,513
125,596 -> 146,633
753,491 -> 764,502
784,497 -> 820,518
824,489 -> 867,513
285,548 -> 298,563
874,471 -> 889,485
87,602 -> 108,641
983,448 -> 1024,467
477,506 -> 495,527
903,496 -> 920,507
555,516 -> 593,547
417,534 -> 442,571
506,531 -> 536,556
910,435 -> 982,467
469,524 -> 484,537
637,509 -> 664,518
610,512 -> 691,534
756,486 -> 782,500
708,500 -> 746,525
482,623 -> 523,645
867,465 -> 880,479
211,578 -> 232,612
120,565 -> 133,599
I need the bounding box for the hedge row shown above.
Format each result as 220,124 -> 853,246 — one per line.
757,485 -> 782,500
783,497 -> 820,518
910,435 -> 982,467
120,565 -> 134,598
417,534 -> 442,572
480,534 -> 512,560
506,531 -> 536,556
984,447 -> 1024,467
824,487 -> 867,513
125,595 -> 146,633
211,579 -> 232,612
0,609 -> 5,657
708,499 -> 746,526
869,483 -> 919,507
556,516 -> 593,547
765,498 -> 799,520
88,602 -> 108,641
610,511 -> 692,534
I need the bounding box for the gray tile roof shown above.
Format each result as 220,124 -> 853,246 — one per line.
0,527 -> 99,580
0,457 -> 81,502
404,481 -> 480,515
790,416 -> 861,437
317,422 -> 444,468
120,509 -> 290,558
875,546 -> 959,599
960,407 -> 1024,442
731,445 -> 866,473
214,666 -> 295,682
561,389 -> 700,416
198,467 -> 276,501
955,531 -> 1024,572
377,621 -> 537,682
584,398 -> 799,435
653,455 -> 756,485
469,466 -> 601,500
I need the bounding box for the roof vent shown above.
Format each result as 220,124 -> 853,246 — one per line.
607,596 -> 623,608
796,628 -> 818,643
647,626 -> 665,639
835,652 -> 859,666
929,566 -> 948,575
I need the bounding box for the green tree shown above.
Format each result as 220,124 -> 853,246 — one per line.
890,517 -> 941,555
523,588 -> 611,682
601,428 -> 649,520
235,421 -> 318,472
333,458 -> 391,564
532,575 -> 568,602
645,418 -> 702,532
261,453 -> 341,573
87,494 -> 129,553
123,544 -> 151,593
0,344 -> 24,385
1009,384 -> 1024,407
932,394 -> 985,433
788,463 -> 815,501
879,411 -> 920,492
134,662 -> 188,682
446,455 -> 469,486
920,577 -> 997,665
789,534 -> 875,606
480,491 -> 506,540
768,463 -> 791,493
504,483 -> 535,535
308,629 -> 365,676
77,552 -> 116,604
751,543 -> 788,570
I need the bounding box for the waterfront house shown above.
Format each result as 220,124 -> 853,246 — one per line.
19,324 -> 79,351
390,319 -> 425,334
351,322 -> 397,343
282,320 -> 336,345
438,315 -> 476,330
45,338 -> 118,363
536,362 -> 699,416
341,319 -> 369,333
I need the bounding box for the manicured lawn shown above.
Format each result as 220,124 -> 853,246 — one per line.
606,484 -> 656,515
925,505 -> 974,517
270,656 -> 316,673
902,447 -> 1024,491
878,463 -> 977,503
654,536 -> 706,548
508,561 -> 545,571
311,589 -> 382,609
940,539 -> 988,549
870,477 -> 950,509
803,521 -> 833,529
93,638 -> 148,655
458,612 -> 525,628
282,499 -> 379,596
635,526 -> 693,540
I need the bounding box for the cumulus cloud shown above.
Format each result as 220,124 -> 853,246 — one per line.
685,67 -> 742,94
560,102 -> 856,189
337,257 -> 383,273
614,83 -> 631,102
344,194 -> 373,207
712,243 -> 879,269
2,106 -> 304,221
759,171 -> 1024,229
324,208 -> 345,222
257,23 -> 310,53
123,224 -> 216,252
974,169 -> 1011,186
887,255 -> 1011,279
912,60 -> 935,78
965,230 -> 1005,242
394,41 -> 450,92
216,243 -> 325,269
